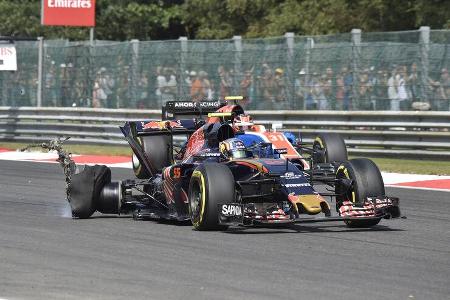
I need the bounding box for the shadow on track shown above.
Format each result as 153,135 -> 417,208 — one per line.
224,224 -> 405,235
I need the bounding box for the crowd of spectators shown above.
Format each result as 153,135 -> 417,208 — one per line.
292,63 -> 450,111
2,60 -> 449,111
142,62 -> 449,111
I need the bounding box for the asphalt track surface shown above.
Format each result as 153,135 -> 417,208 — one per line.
0,161 -> 448,300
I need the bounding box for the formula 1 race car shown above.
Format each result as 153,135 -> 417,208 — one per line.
66,99 -> 401,230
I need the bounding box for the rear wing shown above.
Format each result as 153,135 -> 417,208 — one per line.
162,101 -> 225,120
121,119 -> 199,138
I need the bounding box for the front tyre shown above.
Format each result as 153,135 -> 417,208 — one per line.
313,133 -> 348,164
188,163 -> 235,231
336,158 -> 384,228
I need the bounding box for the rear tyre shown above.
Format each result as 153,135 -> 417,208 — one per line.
188,163 -> 235,231
68,165 -> 111,219
313,133 -> 347,163
133,135 -> 172,178
335,158 -> 384,228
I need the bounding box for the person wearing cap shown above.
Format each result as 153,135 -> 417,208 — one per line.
156,67 -> 177,106
274,68 -> 287,106
184,70 -> 196,95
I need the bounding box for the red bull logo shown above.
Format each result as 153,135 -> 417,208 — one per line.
143,120 -> 183,130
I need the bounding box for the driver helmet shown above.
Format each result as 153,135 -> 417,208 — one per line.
219,138 -> 247,159
233,114 -> 254,131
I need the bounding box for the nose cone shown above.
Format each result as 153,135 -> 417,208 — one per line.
289,194 -> 330,215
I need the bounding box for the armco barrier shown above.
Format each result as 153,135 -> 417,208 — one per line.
1,107 -> 450,158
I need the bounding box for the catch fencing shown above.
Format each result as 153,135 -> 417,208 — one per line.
0,28 -> 449,111
1,107 -> 449,159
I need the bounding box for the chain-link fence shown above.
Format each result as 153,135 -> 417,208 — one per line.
1,28 -> 449,111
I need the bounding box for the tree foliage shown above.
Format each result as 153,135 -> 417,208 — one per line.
0,0 -> 448,40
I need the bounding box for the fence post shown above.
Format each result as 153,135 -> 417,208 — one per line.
304,37 -> 313,110
285,32 -> 295,108
179,36 -> 188,98
37,36 -> 44,107
232,35 -> 242,95
351,28 -> 361,110
419,26 -> 430,104
130,39 -> 139,108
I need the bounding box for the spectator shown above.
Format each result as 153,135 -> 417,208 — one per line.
325,67 -> 336,109
367,66 -> 378,109
156,67 -> 177,105
191,71 -> 208,102
397,65 -> 409,110
358,68 -> 372,110
117,67 -> 131,108
218,66 -> 232,99
343,67 -> 353,110
60,63 -> 71,107
44,63 -> 57,106
274,68 -> 287,104
260,67 -> 277,108
388,66 -> 399,110
335,69 -> 345,110
373,69 -> 389,110
184,70 -> 196,96
437,68 -> 449,110
295,69 -> 307,109
137,72 -> 149,109
407,62 -> 421,102
155,66 -> 164,104
314,74 -> 328,110
92,68 -> 113,108
240,70 -> 253,108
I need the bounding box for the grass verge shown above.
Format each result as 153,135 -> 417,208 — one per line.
1,142 -> 449,175
349,156 -> 450,176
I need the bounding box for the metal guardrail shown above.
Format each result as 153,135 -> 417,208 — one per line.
1,107 -> 450,158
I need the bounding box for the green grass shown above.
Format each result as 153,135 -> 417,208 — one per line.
1,142 -> 449,175
350,156 -> 450,176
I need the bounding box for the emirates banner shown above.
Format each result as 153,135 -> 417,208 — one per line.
41,0 -> 96,27
0,45 -> 17,71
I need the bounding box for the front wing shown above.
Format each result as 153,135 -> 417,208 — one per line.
218,197 -> 401,226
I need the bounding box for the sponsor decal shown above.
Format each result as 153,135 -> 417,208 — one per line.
143,120 -> 183,130
284,183 -> 311,188
197,152 -> 221,157
0,45 -> 17,71
48,0 -> 92,8
260,158 -> 285,165
221,204 -> 242,216
173,101 -> 221,109
274,148 -> 288,154
41,0 -> 96,27
282,172 -> 301,178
